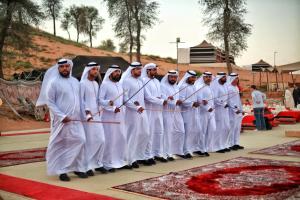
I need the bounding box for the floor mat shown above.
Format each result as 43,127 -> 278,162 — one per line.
250,140 -> 300,157
0,147 -> 46,167
113,157 -> 300,200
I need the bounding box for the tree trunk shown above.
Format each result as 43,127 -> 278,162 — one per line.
89,31 -> 92,47
125,0 -> 133,62
0,1 -> 14,79
53,15 -> 56,36
67,30 -> 71,40
133,1 -> 141,62
223,0 -> 232,74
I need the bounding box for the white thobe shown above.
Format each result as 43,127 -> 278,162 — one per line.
197,84 -> 216,152
285,89 -> 295,109
46,76 -> 86,175
123,76 -> 150,164
161,83 -> 185,157
227,84 -> 243,147
179,83 -> 201,154
79,79 -> 105,170
99,81 -> 127,169
212,83 -> 230,150
143,77 -> 164,158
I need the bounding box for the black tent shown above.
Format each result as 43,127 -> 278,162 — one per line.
72,55 -> 130,79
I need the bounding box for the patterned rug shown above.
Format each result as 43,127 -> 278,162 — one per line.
251,140 -> 300,157
113,157 -> 300,200
0,147 -> 46,167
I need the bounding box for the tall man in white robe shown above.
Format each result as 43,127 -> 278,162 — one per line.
120,62 -> 151,168
160,70 -> 185,160
99,65 -> 128,171
36,59 -> 87,181
227,73 -> 244,150
179,70 -> 201,159
211,72 -> 230,153
79,62 -> 106,175
142,63 -> 168,163
196,72 -> 215,156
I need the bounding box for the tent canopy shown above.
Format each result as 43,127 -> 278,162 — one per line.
72,55 -> 130,79
276,61 -> 300,73
251,59 -> 273,72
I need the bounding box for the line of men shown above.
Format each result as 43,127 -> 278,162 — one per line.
36,59 -> 244,182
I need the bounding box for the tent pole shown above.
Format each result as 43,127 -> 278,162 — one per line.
259,71 -> 262,87
290,72 -> 295,85
281,73 -> 284,90
266,71 -> 269,91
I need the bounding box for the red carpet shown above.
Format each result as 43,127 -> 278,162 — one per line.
0,147 -> 46,167
0,131 -> 50,137
0,174 -> 119,200
251,140 -> 300,157
113,157 -> 300,200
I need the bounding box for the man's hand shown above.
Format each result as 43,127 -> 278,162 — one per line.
163,100 -> 168,106
62,116 -> 71,123
193,102 -> 200,108
168,96 -> 174,101
134,101 -> 140,106
109,100 -> 114,106
137,107 -> 144,113
176,100 -> 182,106
114,107 -> 121,113
202,100 -> 208,105
208,108 -> 213,112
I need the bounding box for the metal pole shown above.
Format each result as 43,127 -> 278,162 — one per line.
176,40 -> 178,72
170,37 -> 185,73
274,51 -> 278,89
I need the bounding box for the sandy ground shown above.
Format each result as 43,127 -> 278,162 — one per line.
0,123 -> 299,200
0,117 -> 49,132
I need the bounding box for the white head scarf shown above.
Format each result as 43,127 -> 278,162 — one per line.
195,71 -> 212,88
80,62 -> 100,82
227,72 -> 239,85
178,70 -> 197,88
103,65 -> 122,83
161,70 -> 179,86
141,63 -> 157,79
211,72 -> 227,87
120,61 -> 143,84
36,58 -> 73,106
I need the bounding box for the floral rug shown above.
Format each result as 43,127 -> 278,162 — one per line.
251,140 -> 300,157
113,157 -> 300,200
0,147 -> 46,167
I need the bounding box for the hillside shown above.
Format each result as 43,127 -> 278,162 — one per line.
2,28 -> 299,88
2,28 -> 180,78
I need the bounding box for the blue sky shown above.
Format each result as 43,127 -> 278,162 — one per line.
37,0 -> 300,66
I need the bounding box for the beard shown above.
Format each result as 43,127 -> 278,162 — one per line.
59,71 -> 70,78
111,75 -> 121,82
168,80 -> 176,85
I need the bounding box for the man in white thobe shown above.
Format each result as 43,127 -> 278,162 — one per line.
227,73 -> 244,150
285,85 -> 295,109
142,63 -> 168,163
196,72 -> 215,156
36,58 -> 87,181
178,70 -> 201,159
211,72 -> 231,153
99,65 -> 128,171
79,62 -> 106,175
160,70 -> 185,160
120,62 -> 151,168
